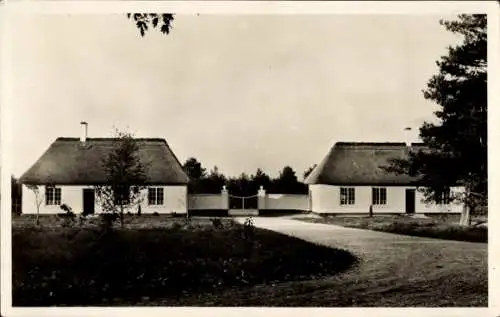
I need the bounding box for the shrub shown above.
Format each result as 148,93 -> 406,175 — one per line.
12,225 -> 357,306
171,222 -> 183,230
152,212 -> 159,216
58,204 -> 76,227
242,217 -> 256,251
99,213 -> 118,232
210,217 -> 224,230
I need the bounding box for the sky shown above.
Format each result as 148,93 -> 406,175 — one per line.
8,14 -> 462,179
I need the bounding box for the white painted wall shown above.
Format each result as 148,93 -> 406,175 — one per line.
140,186 -> 187,214
188,194 -> 226,210
22,184 -> 188,214
264,194 -> 310,210
309,184 -> 463,214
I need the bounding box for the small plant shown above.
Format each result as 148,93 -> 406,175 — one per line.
152,212 -> 159,216
243,217 -> 256,241
210,217 -> 224,230
59,204 -> 76,227
99,213 -> 118,232
171,221 -> 183,230
184,214 -> 192,228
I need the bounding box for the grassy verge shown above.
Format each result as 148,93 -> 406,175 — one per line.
296,215 -> 487,243
12,217 -> 357,306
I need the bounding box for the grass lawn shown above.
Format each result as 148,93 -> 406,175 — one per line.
12,215 -> 357,306
296,214 -> 487,243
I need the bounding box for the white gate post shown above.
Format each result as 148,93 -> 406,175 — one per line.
221,186 -> 229,210
258,186 -> 266,210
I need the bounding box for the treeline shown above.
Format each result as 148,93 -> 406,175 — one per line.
182,158 -> 316,196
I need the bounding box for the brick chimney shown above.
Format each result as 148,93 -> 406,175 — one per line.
80,121 -> 88,143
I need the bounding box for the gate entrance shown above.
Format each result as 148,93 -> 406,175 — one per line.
228,194 -> 259,216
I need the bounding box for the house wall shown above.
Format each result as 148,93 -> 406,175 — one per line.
309,184 -> 463,214
22,184 -> 188,214
263,194 -> 310,211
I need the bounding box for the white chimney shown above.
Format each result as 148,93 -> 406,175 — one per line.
404,127 -> 412,147
80,121 -> 88,143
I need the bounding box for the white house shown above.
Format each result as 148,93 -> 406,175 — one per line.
19,122 -> 190,215
305,142 -> 464,215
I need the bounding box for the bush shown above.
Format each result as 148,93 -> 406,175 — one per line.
152,212 -> 159,216
58,204 -> 76,227
99,214 -> 118,232
12,225 -> 357,306
210,217 -> 224,230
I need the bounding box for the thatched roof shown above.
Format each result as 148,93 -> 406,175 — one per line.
305,142 -> 427,186
19,138 -> 189,185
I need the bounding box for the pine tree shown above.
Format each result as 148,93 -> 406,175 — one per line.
388,14 -> 487,226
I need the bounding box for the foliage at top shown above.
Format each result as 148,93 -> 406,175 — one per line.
127,13 -> 175,37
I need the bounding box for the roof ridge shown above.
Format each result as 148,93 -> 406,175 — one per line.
335,142 -> 407,146
56,137 -> 167,142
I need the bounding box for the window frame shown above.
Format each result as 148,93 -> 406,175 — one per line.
340,187 -> 355,205
437,188 -> 452,205
45,186 -> 61,206
148,187 -> 164,206
372,187 -> 387,205
113,185 -> 131,206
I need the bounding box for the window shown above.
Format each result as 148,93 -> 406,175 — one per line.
148,187 -> 164,205
437,188 -> 451,205
340,187 -> 355,205
113,186 -> 130,205
45,186 -> 61,205
372,187 -> 387,205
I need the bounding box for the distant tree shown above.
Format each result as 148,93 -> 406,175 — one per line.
26,184 -> 43,225
183,157 -> 208,193
199,166 -> 227,193
94,130 -> 149,228
278,166 -> 298,182
252,168 -> 272,190
183,157 -> 207,181
127,13 -> 175,37
303,164 -> 317,181
227,173 -> 256,196
387,14 -> 487,226
274,166 -> 307,194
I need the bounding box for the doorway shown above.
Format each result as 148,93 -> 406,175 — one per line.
405,189 -> 415,214
83,188 -> 95,215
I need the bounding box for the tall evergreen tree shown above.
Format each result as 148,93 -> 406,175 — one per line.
388,14 -> 487,225
95,130 -> 149,228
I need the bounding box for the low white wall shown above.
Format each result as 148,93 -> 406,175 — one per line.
264,194 -> 310,210
22,184 -> 188,214
188,194 -> 226,210
309,184 -> 463,214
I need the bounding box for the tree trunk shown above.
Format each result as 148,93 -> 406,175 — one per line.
459,204 -> 471,226
36,207 -> 40,226
120,205 -> 124,228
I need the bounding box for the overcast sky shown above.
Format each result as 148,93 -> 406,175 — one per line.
9,14 -> 461,178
